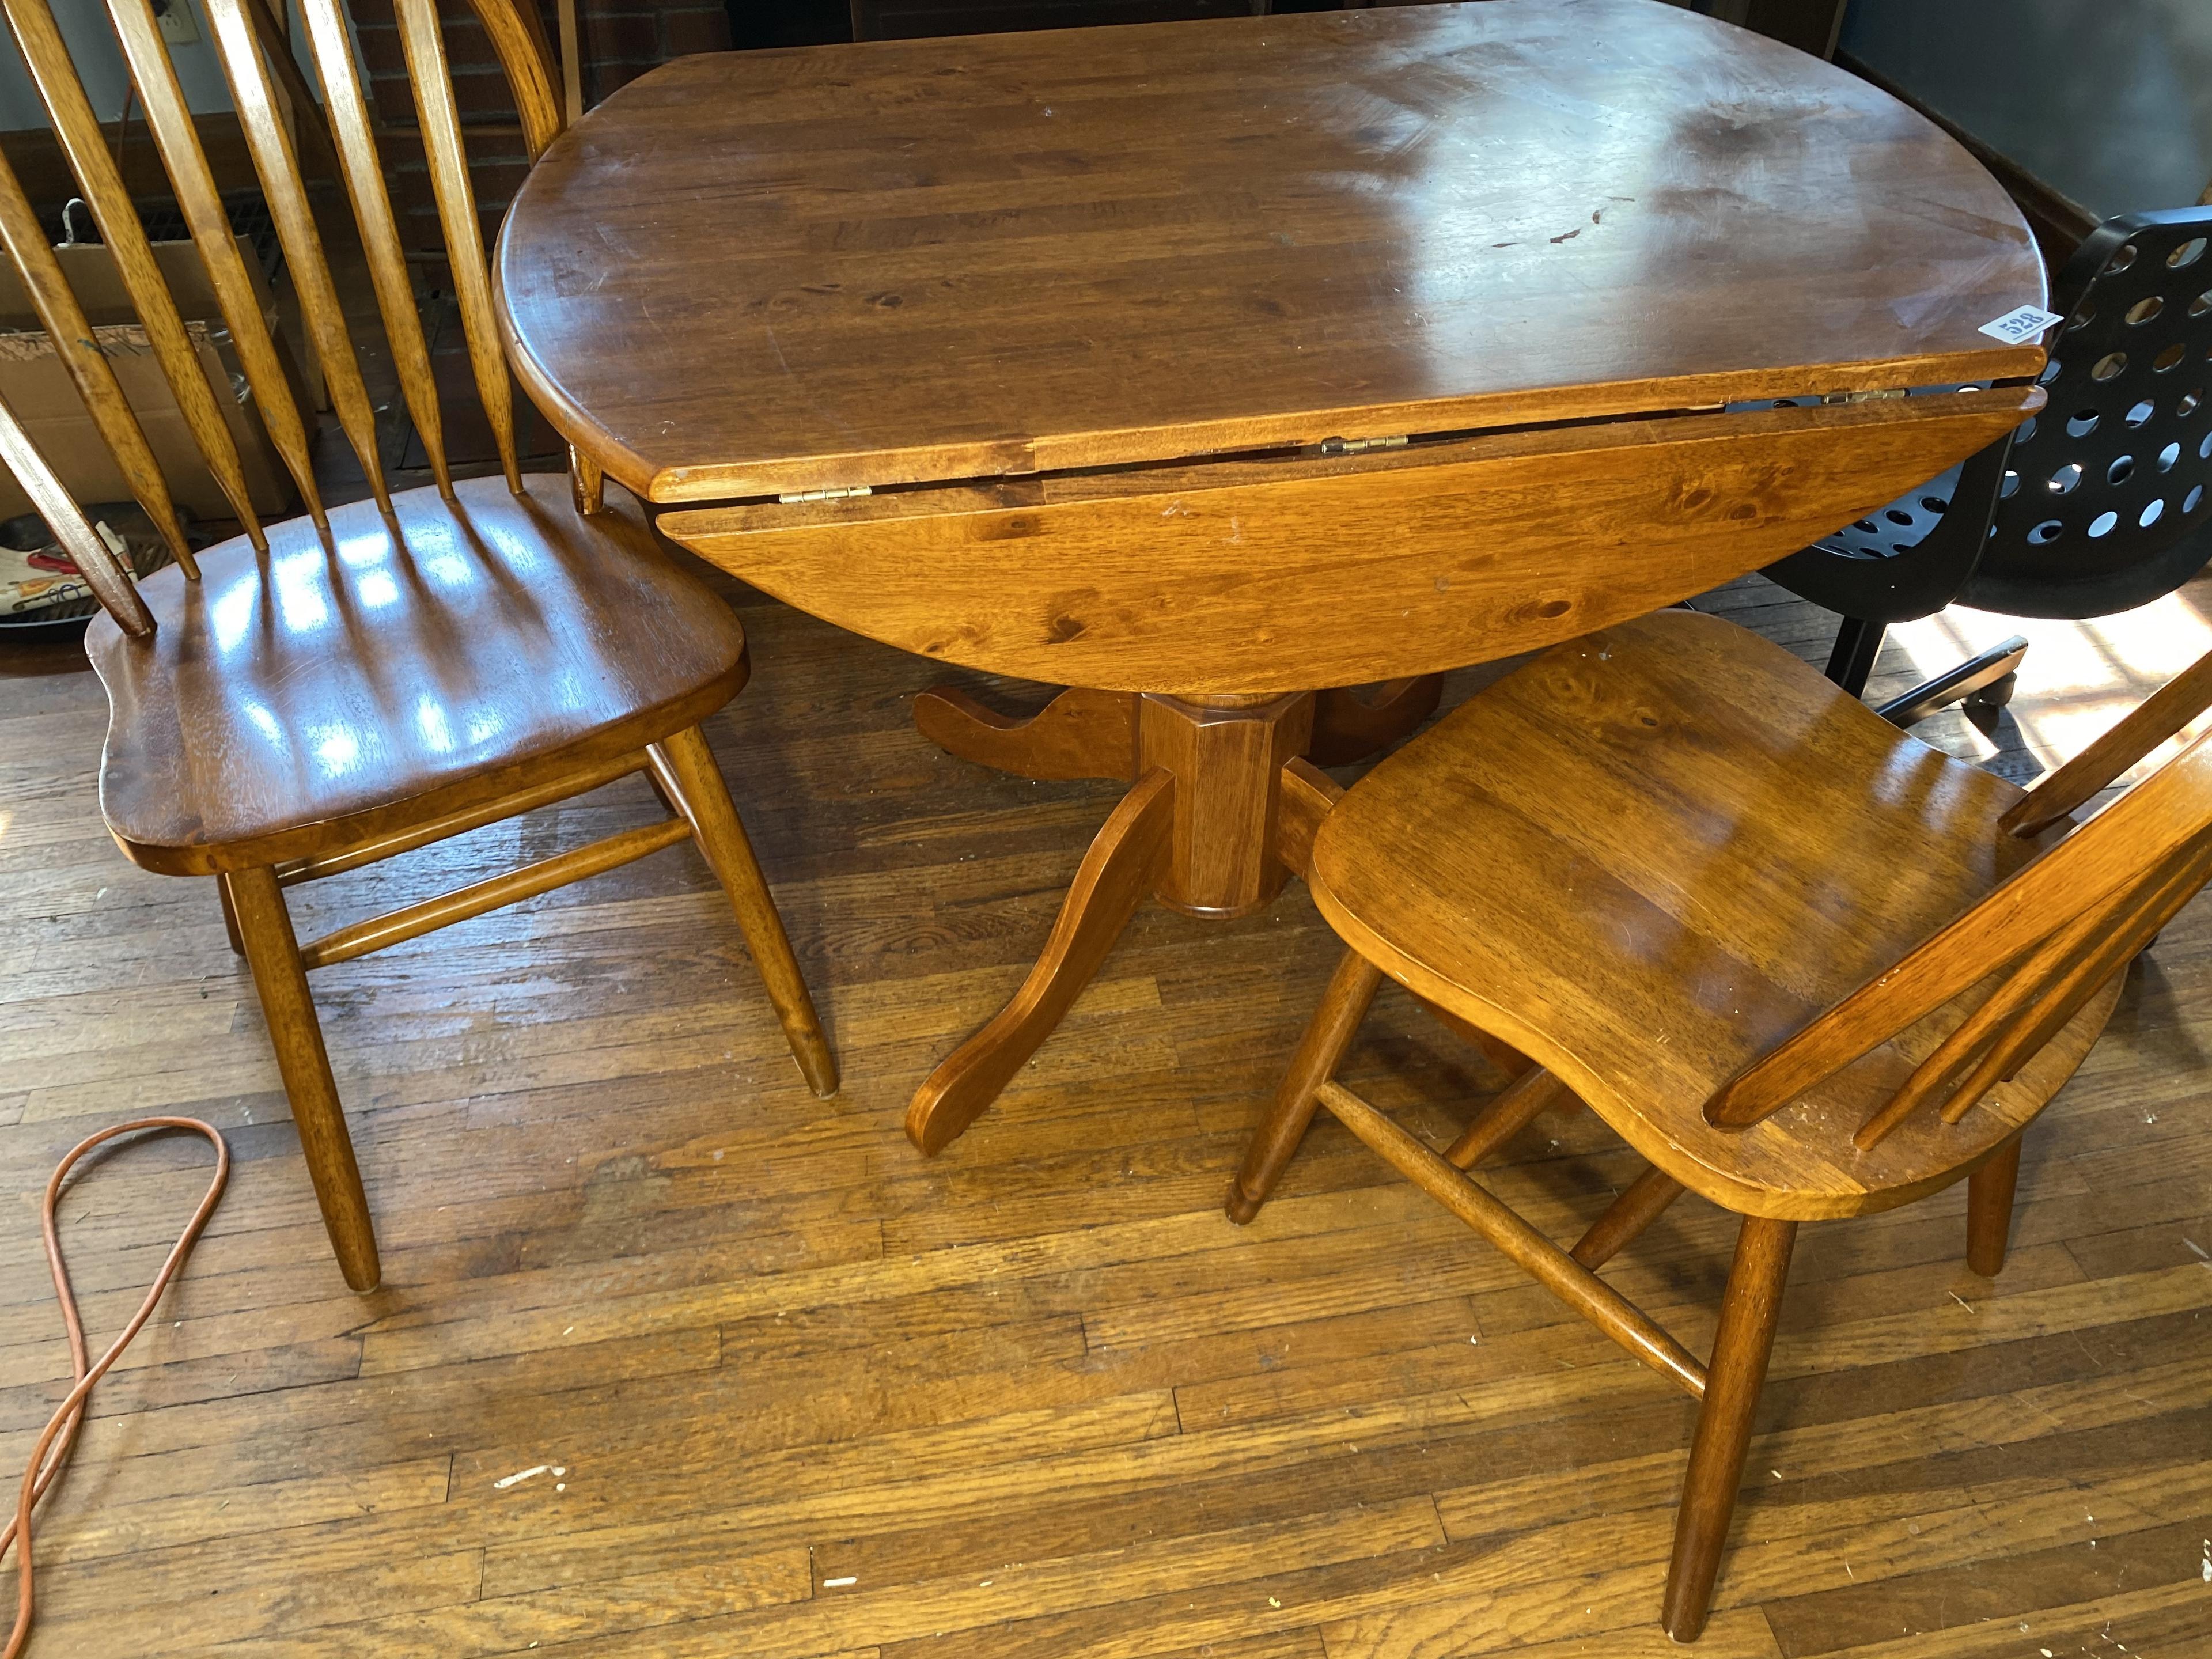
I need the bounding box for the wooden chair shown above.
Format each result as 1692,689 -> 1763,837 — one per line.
1228,607 -> 2212,1641
0,0 -> 836,1292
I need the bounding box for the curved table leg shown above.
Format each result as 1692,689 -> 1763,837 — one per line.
908,691 -> 1317,1155
914,684 -> 1138,782
906,770 -> 1176,1154
1308,674 -> 1444,765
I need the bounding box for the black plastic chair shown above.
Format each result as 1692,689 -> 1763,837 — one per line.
1764,207 -> 2212,724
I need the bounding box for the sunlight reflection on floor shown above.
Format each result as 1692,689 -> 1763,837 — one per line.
1887,579 -> 2212,787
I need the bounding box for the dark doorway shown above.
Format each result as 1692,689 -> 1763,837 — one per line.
730,0 -> 1342,48
729,0 -> 853,48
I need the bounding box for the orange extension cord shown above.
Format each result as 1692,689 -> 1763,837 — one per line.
3,1119 -> 229,1659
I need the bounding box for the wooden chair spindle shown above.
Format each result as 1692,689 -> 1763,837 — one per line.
1933,842 -> 2212,1126
463,0 -> 566,158
1,0 -> 267,549
2005,649 -> 2212,838
199,0 -> 392,513
101,0 -> 330,533
294,0 -> 453,500
0,146 -> 196,574
0,393 -> 153,635
396,0 -> 523,493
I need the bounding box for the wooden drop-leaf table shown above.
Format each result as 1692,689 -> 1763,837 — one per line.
496,0 -> 2050,1154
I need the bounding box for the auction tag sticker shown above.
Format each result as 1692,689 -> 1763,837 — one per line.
1979,305 -> 2065,344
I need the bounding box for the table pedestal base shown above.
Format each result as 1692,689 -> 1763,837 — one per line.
904,678 -> 1438,1154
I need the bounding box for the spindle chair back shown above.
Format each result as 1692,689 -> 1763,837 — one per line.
1705,710 -> 2212,1152
1228,607 -> 2212,1641
0,0 -> 835,1293
4,0 -> 562,555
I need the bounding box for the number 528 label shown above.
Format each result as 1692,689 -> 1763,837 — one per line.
1979,305 -> 2065,345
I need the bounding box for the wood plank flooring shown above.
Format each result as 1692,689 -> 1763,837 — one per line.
3,536 -> 2211,1657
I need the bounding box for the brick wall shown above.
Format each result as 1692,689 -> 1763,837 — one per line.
347,1 -> 732,257
581,1 -> 733,101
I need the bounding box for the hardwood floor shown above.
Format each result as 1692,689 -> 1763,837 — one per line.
3,544 -> 2210,1657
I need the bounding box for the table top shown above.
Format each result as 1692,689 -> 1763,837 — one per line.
497,0 -> 2046,506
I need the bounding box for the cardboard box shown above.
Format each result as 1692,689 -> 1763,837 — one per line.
0,236 -> 306,528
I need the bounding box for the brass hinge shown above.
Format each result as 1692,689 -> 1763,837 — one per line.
1824,388 -> 1908,404
777,484 -> 874,503
1316,434 -> 1410,456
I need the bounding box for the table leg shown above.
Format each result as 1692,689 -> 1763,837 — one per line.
1139,691 -> 1315,917
906,690 -> 1317,1153
906,769 -> 1174,1153
1308,675 -> 1444,765
912,685 -> 1137,781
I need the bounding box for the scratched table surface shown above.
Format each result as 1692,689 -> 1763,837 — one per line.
495,0 -> 2044,504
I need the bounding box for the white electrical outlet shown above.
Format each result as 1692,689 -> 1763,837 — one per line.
155,0 -> 200,44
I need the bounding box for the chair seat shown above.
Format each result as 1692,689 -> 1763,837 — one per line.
1310,609 -> 2120,1219
85,475 -> 750,876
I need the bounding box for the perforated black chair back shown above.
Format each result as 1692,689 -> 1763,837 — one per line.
1760,428 -> 2009,628
1968,210 -> 2212,618
1758,207 -> 2212,715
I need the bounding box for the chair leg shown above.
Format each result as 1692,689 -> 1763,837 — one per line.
1663,1214 -> 1797,1642
1966,1134 -> 2023,1278
1442,1065 -> 1573,1170
222,867 -> 381,1292
1226,948 -> 1382,1224
1825,616 -> 1884,698
1570,1163 -> 1686,1269
652,725 -> 840,1098
217,874 -> 246,956
1874,635 -> 2030,730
